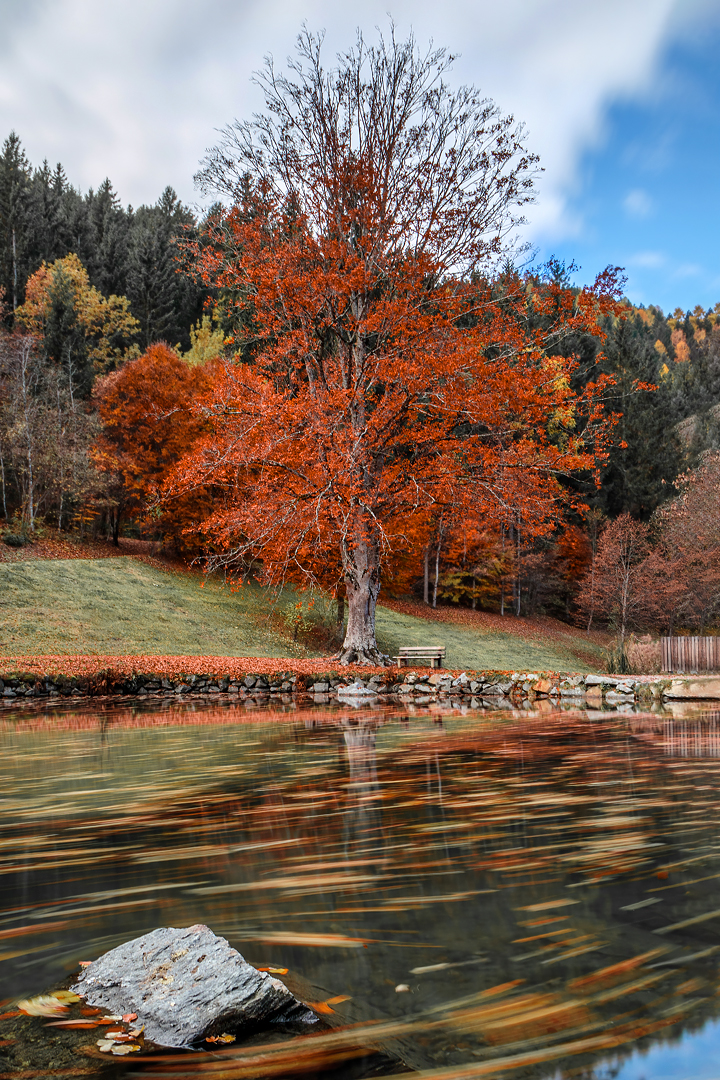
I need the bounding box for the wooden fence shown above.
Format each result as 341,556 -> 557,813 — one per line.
661,636 -> 720,673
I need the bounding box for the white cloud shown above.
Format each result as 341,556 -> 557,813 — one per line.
623,189 -> 654,219
674,262 -> 703,279
0,0 -> 703,238
627,251 -> 667,269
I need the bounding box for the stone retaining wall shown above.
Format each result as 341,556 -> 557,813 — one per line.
1,668 -> 718,707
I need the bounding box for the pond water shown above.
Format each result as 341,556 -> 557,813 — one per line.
2,696 -> 720,1079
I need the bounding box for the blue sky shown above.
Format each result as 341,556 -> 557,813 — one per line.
537,21 -> 720,315
0,0 -> 718,315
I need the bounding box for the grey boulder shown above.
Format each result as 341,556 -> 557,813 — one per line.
71,924 -> 316,1048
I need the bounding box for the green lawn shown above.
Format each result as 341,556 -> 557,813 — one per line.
0,557 -> 302,658
0,556 -> 602,672
375,607 -> 603,674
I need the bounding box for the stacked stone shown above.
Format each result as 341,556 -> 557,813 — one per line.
0,668 -> 716,707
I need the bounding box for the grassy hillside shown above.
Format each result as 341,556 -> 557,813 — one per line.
0,557 -> 301,659
0,555 -> 604,672
375,606 -> 603,674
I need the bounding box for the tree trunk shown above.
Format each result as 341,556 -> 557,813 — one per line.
112,509 -> 120,547
619,562 -> 630,647
432,541 -> 441,609
423,546 -> 430,605
500,525 -> 505,616
11,229 -> 17,312
586,548 -> 596,634
515,523 -> 521,617
335,589 -> 345,641
0,451 -> 6,520
334,514 -> 389,666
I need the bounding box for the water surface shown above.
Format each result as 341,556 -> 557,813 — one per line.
2,697 -> 720,1079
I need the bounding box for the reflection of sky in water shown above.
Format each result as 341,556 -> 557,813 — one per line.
3,697 -> 720,1078
584,1018 -> 720,1080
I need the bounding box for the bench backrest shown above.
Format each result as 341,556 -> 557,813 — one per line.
398,646 -> 445,656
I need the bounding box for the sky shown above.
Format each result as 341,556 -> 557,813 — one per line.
0,0 -> 719,314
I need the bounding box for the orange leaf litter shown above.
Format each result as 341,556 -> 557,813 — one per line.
0,655 -> 399,679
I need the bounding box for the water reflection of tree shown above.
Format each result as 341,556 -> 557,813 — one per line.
339,716 -> 384,856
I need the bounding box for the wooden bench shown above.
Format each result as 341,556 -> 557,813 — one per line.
395,645 -> 446,669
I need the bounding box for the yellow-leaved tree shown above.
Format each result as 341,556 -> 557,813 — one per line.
16,252 -> 139,398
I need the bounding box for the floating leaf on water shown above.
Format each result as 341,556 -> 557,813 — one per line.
516,899 -> 580,912
18,995 -> 69,1017
78,961 -> 92,967
242,932 -> 370,948
45,1020 -> 105,1029
256,966 -> 289,974
326,995 -> 351,1005
308,1001 -> 336,1014
205,1033 -> 236,1043
52,990 -> 81,1003
122,1012 -> 138,1023
110,1043 -> 141,1055
0,1011 -> 21,1020
569,948 -> 669,991
654,906 -> 720,934
519,917 -> 570,928
99,1015 -> 123,1022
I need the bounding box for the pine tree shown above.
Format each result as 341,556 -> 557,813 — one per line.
126,187 -> 202,349
0,133 -> 32,313
594,309 -> 683,518
87,179 -> 130,297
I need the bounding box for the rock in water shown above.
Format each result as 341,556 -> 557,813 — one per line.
71,924 -> 316,1047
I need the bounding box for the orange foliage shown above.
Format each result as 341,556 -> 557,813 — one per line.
172,33 -> 623,661
176,230 -> 620,651
93,344 -> 216,552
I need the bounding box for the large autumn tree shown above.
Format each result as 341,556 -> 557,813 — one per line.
174,29 -> 621,664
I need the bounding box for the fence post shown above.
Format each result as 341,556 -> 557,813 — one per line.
661,636 -> 720,674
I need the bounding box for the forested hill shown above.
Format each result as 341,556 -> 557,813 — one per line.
0,132 -> 208,351
585,300 -> 720,520
2,128 -> 720,630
